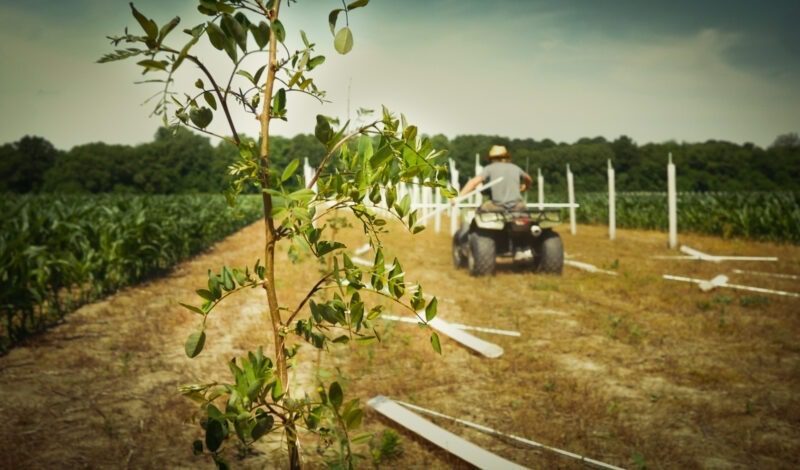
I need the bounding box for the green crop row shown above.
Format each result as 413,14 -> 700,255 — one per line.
569,191 -> 800,243
0,194 -> 262,353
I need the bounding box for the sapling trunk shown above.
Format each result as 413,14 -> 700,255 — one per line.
257,1 -> 300,468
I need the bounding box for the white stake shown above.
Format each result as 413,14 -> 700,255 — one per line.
608,159 -> 616,241
394,400 -> 625,470
567,164 -> 576,235
663,274 -> 800,298
381,314 -> 521,337
667,153 -> 678,249
564,260 -> 618,276
434,189 -> 442,233
367,396 -> 527,470
732,269 -> 800,280
680,245 -> 778,262
449,158 -> 461,236
537,168 -> 544,209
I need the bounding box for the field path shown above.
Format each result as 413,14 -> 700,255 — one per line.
1,219 -> 799,468
0,222 -> 276,468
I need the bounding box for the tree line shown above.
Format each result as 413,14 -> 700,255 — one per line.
1,128 -> 798,194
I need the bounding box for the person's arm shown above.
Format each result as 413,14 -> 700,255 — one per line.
520,170 -> 533,192
459,174 -> 485,197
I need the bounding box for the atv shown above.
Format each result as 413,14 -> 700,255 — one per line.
452,206 -> 564,276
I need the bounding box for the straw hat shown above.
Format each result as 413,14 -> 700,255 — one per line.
488,145 -> 510,159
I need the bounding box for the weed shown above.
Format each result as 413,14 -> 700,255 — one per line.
740,295 -> 769,308
371,429 -> 403,466
631,452 -> 647,469
712,294 -> 734,306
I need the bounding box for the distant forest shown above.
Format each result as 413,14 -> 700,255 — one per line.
1,127 -> 798,194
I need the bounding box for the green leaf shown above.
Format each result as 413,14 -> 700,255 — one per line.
425,297 -> 438,321
271,377 -> 284,401
282,158 -> 300,182
430,331 -> 442,354
329,381 -> 343,410
205,22 -> 226,50
328,9 -> 343,34
222,267 -> 235,290
272,88 -> 286,115
205,418 -> 224,452
196,289 -> 216,302
179,302 -> 205,315
221,14 -> 247,51
130,3 -> 158,40
314,115 -> 333,145
190,107 -> 213,129
347,0 -> 370,9
158,16 -> 180,44
137,59 -> 167,71
271,19 -> 286,43
192,439 -> 203,456
344,408 -> 364,429
203,91 -> 217,110
300,30 -> 310,47
307,55 -> 326,70
195,78 -> 204,88
251,414 -> 274,441
334,27 -> 354,55
251,22 -> 270,49
185,331 -> 206,358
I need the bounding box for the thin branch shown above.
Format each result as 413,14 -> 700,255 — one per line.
286,273 -> 333,324
306,121 -> 381,189
186,55 -> 241,145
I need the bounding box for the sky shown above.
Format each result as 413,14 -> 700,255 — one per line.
0,0 -> 798,150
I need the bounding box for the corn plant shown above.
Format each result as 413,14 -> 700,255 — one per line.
573,191 -> 800,243
102,1 -> 451,468
0,194 -> 261,353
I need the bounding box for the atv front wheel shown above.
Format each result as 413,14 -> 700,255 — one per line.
468,230 -> 496,276
452,233 -> 468,269
533,230 -> 563,275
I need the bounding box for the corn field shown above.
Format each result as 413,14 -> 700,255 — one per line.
573,191 -> 800,243
0,194 -> 261,353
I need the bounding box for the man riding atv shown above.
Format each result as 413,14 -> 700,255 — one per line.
458,145 -> 533,211
453,144 -> 564,276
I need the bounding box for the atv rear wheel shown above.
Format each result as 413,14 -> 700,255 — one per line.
533,230 -> 563,275
452,233 -> 468,268
468,230 -> 496,276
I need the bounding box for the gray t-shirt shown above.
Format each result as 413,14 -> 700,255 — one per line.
480,162 -> 527,204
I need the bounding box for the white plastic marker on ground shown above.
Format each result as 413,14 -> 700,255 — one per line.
353,243 -> 372,256
653,245 -> 779,262
337,279 -> 504,358
367,396 -> 527,470
381,314 -> 521,337
427,317 -> 504,358
394,400 -> 625,470
564,260 -> 618,276
732,269 -> 800,281
663,274 -> 800,298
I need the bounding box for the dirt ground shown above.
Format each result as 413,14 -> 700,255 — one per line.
1,216 -> 799,469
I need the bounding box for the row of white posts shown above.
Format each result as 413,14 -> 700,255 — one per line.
303,153 -> 681,249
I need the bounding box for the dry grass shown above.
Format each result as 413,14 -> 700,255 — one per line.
0,216 -> 798,469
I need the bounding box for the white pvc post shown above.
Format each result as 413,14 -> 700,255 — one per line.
449,158 -> 460,236
537,168 -> 544,209
412,177 -> 420,214
667,153 -> 678,249
473,153 -> 483,206
608,159 -> 616,241
434,189 -> 442,233
566,164 -> 576,235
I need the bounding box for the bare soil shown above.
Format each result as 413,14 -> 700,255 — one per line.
1,218 -> 799,469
